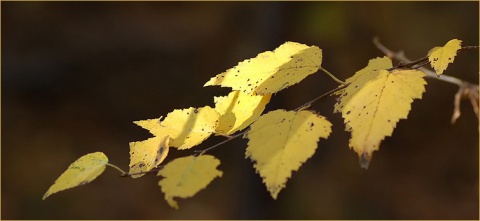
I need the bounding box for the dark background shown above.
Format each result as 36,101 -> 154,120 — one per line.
2,2 -> 478,219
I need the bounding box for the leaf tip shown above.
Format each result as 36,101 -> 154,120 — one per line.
166,196 -> 179,209
359,152 -> 371,169
42,193 -> 50,200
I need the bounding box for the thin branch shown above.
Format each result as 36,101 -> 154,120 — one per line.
373,37 -> 479,123
197,84 -> 348,155
451,84 -> 465,124
373,37 -> 478,86
295,83 -> 349,111
195,132 -> 246,155
386,46 -> 479,71
120,166 -> 163,178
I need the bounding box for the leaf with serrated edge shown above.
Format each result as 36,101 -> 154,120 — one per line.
129,135 -> 170,178
43,152 -> 108,200
214,90 -> 271,135
428,39 -> 462,75
133,106 -> 220,150
246,109 -> 332,199
158,155 -> 222,209
335,57 -> 426,168
204,41 -> 322,95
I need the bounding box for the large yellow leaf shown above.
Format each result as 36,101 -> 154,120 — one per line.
128,135 -> 170,178
333,56 -> 393,110
334,57 -> 427,168
204,41 -> 322,95
214,90 -> 271,135
43,152 -> 108,200
133,106 -> 220,150
246,109 -> 332,199
428,39 -> 462,75
158,155 -> 222,209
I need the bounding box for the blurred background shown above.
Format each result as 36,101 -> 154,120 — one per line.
2,2 -> 478,219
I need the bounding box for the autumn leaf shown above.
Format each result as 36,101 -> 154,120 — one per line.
428,39 -> 462,75
246,109 -> 332,199
204,41 -> 322,95
129,135 -> 170,178
335,57 -> 427,168
133,106 -> 220,150
158,155 -> 223,209
214,90 -> 271,135
43,152 -> 108,200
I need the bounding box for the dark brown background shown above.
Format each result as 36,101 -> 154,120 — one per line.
2,2 -> 478,219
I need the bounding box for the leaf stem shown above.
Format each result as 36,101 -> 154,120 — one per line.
319,66 -> 346,84
106,163 -> 127,176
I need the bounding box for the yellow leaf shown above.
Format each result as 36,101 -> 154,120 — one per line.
333,56 -> 392,110
158,155 -> 222,209
428,39 -> 462,75
246,110 -> 332,199
204,41 -> 322,95
133,106 -> 220,150
129,135 -> 170,178
43,152 -> 108,200
334,57 -> 427,168
214,90 -> 271,135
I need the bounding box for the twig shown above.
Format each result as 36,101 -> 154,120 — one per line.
373,37 -> 479,123
120,166 -> 163,177
197,83 -> 348,155
295,83 -> 349,111
373,37 -> 477,85
195,132 -> 246,156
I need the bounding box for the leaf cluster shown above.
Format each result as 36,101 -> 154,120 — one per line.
43,39 -> 477,209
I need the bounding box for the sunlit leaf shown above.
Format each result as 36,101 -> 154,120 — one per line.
335,57 -> 427,168
428,39 -> 462,75
43,152 -> 108,200
246,109 -> 332,199
214,90 -> 271,135
205,41 -> 322,95
133,106 -> 220,150
129,135 -> 170,178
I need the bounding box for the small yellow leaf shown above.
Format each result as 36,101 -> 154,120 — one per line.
133,106 -> 220,150
204,41 -> 322,95
428,39 -> 462,75
158,155 -> 222,209
246,110 -> 332,199
335,57 -> 427,168
214,90 -> 271,135
43,152 -> 108,200
129,135 -> 170,178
